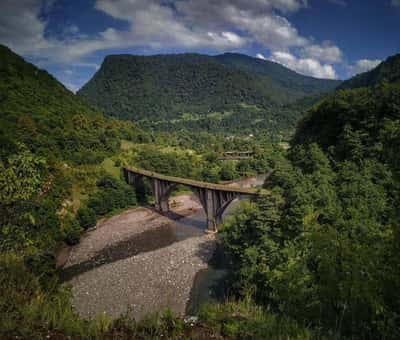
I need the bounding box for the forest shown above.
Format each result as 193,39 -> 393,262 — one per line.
77,53 -> 339,139
1,41 -> 400,339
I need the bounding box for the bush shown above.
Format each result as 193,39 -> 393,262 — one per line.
199,299 -> 318,340
77,207 -> 97,230
62,219 -> 82,245
83,176 -> 137,221
87,191 -> 110,216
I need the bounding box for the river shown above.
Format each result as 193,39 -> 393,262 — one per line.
58,174 -> 267,320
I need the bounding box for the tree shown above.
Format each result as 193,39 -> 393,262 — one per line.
0,144 -> 45,205
219,161 -> 238,181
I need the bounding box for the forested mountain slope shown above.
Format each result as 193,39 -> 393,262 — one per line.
338,53 -> 400,89
77,53 -> 340,134
215,52 -> 341,97
220,52 -> 400,339
78,53 -> 274,120
293,53 -> 400,151
0,44 -> 148,164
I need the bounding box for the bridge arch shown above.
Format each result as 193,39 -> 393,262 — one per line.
123,167 -> 258,232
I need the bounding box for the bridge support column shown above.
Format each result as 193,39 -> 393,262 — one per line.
152,179 -> 177,213
124,168 -> 146,202
205,189 -> 217,232
192,188 -> 236,233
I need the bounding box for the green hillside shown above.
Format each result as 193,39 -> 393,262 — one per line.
338,53 -> 400,90
78,53 -> 274,119
0,44 -> 148,164
215,52 -> 341,97
219,52 -> 400,339
293,52 -> 400,150
77,53 -> 340,136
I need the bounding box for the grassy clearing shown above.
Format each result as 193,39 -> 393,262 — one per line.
70,183 -> 88,213
120,139 -> 137,150
101,158 -> 121,178
239,102 -> 261,111
199,298 -> 324,340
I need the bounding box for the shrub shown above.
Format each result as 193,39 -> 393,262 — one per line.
77,207 -> 97,230
62,219 -> 82,245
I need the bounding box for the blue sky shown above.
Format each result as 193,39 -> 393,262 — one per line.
1,0 -> 399,92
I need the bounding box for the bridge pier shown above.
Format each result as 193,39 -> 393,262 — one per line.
152,179 -> 177,213
193,188 -> 236,232
123,167 -> 256,233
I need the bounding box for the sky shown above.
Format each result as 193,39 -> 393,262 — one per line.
0,0 -> 399,92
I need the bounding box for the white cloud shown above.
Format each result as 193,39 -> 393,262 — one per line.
256,53 -> 267,60
270,51 -> 338,79
301,42 -> 342,63
175,0 -> 309,50
63,81 -> 80,93
0,0 -> 49,54
351,59 -> 381,74
0,0 -> 345,81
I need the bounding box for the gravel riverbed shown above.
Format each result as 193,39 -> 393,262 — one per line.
69,234 -> 215,319
60,195 -> 216,319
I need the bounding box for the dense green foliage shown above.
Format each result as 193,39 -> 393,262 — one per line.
78,53 -> 339,137
128,144 -> 278,183
215,53 -> 341,97
0,45 -> 287,339
3,41 -> 400,339
220,64 -> 400,338
199,298 -> 323,340
0,146 -> 72,252
78,175 -> 137,229
0,44 -> 149,164
0,46 -> 140,337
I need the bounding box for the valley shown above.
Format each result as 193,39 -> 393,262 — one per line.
59,175 -> 265,320
1,39 -> 400,340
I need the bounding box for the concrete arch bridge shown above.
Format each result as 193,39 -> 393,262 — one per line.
123,167 -> 259,232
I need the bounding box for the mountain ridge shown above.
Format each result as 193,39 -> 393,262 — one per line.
77,52 -> 341,131
292,51 -> 400,152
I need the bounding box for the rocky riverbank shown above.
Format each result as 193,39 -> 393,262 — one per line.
59,194 -> 215,319
69,234 -> 215,319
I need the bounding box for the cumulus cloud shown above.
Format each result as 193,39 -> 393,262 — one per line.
351,59 -> 381,74
175,0 -> 309,50
256,53 -> 267,60
0,0 -> 49,54
0,0 -> 343,80
270,51 -> 338,79
301,42 -> 342,63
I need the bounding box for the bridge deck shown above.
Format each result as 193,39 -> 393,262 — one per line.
124,167 -> 259,195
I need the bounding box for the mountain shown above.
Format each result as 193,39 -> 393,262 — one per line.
0,44 -> 148,164
338,53 -> 400,90
215,53 -> 341,97
231,52 -> 400,340
77,53 -> 340,134
78,53 -> 276,121
292,52 -> 400,166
